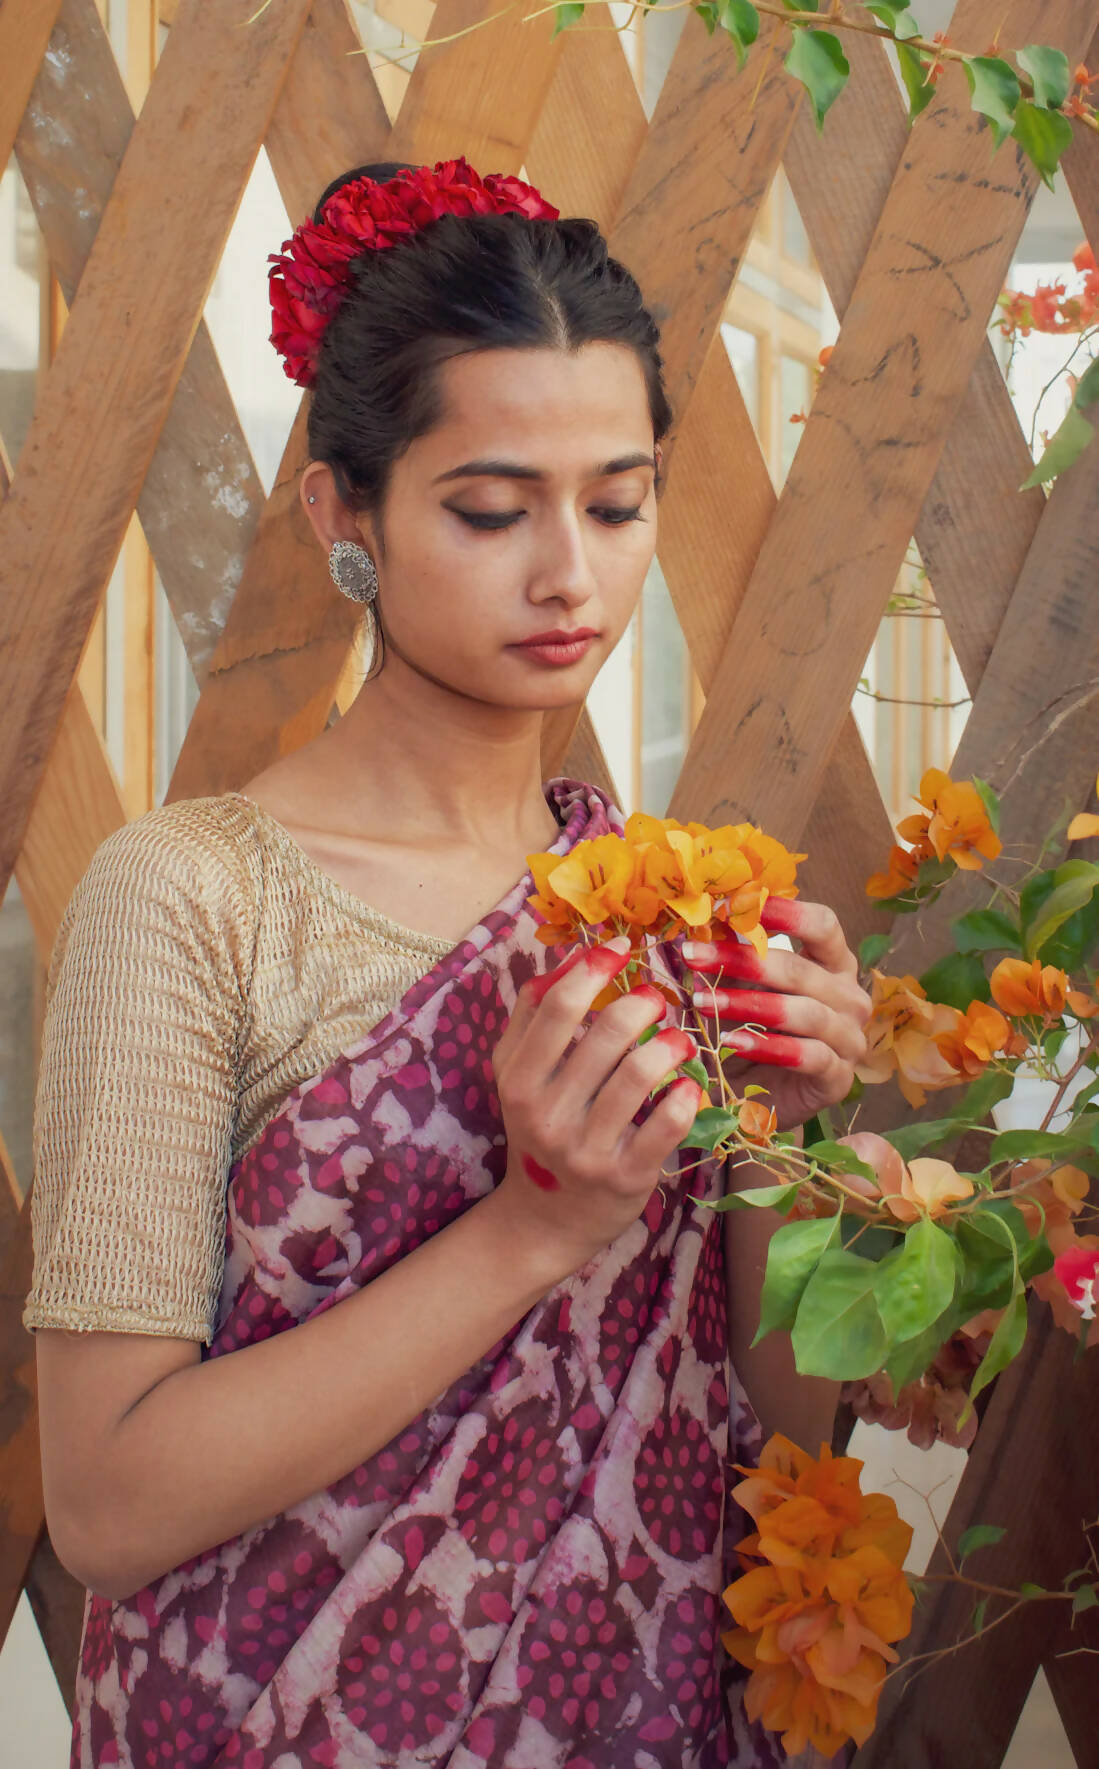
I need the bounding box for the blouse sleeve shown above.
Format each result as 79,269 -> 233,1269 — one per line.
22,808 -> 254,1345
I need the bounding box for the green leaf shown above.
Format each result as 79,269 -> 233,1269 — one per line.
718,0 -> 759,68
1011,99 -> 1074,192
802,1140 -> 879,1185
785,27 -> 850,129
1072,1583 -> 1099,1615
896,39 -> 936,120
874,1216 -> 961,1343
839,1217 -> 899,1263
637,1021 -> 660,1046
884,1115 -> 967,1163
989,1126 -> 1096,1164
864,2 -> 919,38
1019,1582 -> 1047,1598
954,1066 -> 1018,1124
753,1213 -> 841,1344
963,56 -> 1022,149
885,1308 -> 963,1393
972,1595 -> 990,1633
1015,43 -> 1071,110
791,1249 -> 888,1379
968,1282 -> 1028,1406
678,1105 -> 739,1150
950,907 -> 1020,955
704,1181 -> 804,1214
859,932 -> 893,970
917,949 -> 991,1011
957,1523 -> 1007,1564
1020,400 -> 1095,488
1023,861 -> 1099,960
971,776 -> 1001,835
679,1055 -> 711,1087
1020,864 -> 1099,970
955,1207 -> 1028,1314
552,0 -> 585,34
695,0 -> 720,33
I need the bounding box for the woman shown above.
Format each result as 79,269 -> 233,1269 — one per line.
27,158 -> 870,1767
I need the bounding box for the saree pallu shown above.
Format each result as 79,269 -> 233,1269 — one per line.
72,778 -> 782,1769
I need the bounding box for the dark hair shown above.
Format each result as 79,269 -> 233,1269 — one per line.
307,163 -> 673,677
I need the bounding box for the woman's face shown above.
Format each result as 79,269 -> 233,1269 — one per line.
311,341 -> 660,710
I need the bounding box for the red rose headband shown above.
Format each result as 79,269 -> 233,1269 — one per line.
268,156 -> 560,389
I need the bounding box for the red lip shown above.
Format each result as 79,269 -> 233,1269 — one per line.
514,628 -> 599,646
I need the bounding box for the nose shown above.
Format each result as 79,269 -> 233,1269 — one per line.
529,507 -> 600,608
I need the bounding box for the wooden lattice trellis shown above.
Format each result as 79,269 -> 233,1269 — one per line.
1,0 -> 1098,1758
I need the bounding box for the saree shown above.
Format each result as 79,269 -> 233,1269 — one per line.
71,777 -> 783,1769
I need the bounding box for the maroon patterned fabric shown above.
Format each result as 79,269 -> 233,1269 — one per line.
71,777 -> 782,1768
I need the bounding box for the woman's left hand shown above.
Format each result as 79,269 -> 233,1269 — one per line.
681,898 -> 873,1133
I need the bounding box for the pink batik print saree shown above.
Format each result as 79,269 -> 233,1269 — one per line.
71,776 -> 783,1769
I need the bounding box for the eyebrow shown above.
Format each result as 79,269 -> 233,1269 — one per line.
431,453 -> 656,485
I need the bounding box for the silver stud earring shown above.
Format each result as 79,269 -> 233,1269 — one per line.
307,494 -> 317,504
328,539 -> 379,604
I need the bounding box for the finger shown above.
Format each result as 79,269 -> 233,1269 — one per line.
622,1075 -> 706,1173
691,986 -> 867,1065
579,1025 -> 699,1154
683,932 -> 870,1024
758,898 -> 860,977
515,934 -> 634,1079
552,984 -> 675,1116
717,1025 -> 855,1089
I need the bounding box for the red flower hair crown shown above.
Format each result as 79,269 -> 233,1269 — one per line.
268,156 -> 560,389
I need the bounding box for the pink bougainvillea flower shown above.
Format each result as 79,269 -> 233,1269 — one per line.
1054,1244 -> 1099,1321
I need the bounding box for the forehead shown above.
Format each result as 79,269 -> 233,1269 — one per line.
425,342 -> 653,461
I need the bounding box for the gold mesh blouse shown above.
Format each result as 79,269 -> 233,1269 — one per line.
23,794 -> 457,1346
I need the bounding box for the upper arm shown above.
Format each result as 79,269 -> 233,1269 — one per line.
24,813 -> 248,1574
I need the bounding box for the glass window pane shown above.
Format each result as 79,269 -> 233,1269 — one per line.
640,558 -> 687,815
781,174 -> 811,265
0,165 -> 42,468
778,354 -> 811,484
721,323 -> 760,434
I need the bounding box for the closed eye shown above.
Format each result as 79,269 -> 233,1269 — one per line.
449,507 -> 646,531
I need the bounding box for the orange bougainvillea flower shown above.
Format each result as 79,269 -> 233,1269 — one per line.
989,955 -> 1069,1021
1067,768 -> 1099,841
932,998 -> 1022,1078
855,970 -> 961,1108
911,768 -> 1002,870
865,843 -> 919,901
880,1156 -> 975,1224
738,1098 -> 778,1145
724,1436 -> 915,1757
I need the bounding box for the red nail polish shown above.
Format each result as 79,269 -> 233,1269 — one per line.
760,899 -> 801,931
627,984 -> 668,1008
586,944 -> 632,974
655,1028 -> 698,1060
522,1152 -> 560,1192
669,1076 -> 705,1108
528,946 -> 588,1004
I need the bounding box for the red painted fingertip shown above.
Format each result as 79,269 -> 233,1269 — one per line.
528,946 -> 588,1004
758,898 -> 802,931
668,1076 -> 705,1110
522,1152 -> 560,1192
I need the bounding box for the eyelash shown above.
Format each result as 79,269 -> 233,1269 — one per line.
452,507 -> 645,532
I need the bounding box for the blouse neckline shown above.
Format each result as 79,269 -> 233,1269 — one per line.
226,790 -> 561,956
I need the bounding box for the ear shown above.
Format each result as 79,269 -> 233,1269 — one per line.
300,462 -> 376,555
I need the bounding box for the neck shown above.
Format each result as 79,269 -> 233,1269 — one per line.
318,647 -> 564,850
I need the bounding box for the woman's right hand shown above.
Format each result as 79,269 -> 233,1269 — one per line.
488,934 -> 705,1278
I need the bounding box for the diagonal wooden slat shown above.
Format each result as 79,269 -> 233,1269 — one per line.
670,0 -> 1099,850
0,0 -> 314,900
0,0 -> 62,181
15,0 -> 265,688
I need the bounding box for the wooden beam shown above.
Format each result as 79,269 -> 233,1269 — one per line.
265,0 -> 391,225
852,1299 -> 1099,1766
0,0 -> 63,181
670,0 -> 1099,850
0,0 -> 313,900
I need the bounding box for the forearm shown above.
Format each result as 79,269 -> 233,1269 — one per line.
723,1141 -> 840,1454
67,1191 -> 564,1600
